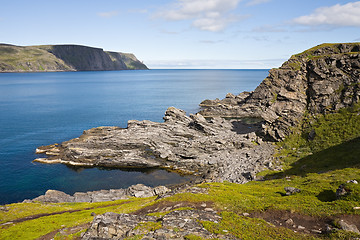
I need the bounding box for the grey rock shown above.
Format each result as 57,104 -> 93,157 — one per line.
29,184 -> 169,203
0,206 -> 9,212
284,187 -> 301,196
127,184 -> 156,198
347,180 -> 359,184
336,219 -> 360,234
336,184 -> 348,199
82,209 -> 229,240
285,218 -> 294,225
32,190 -> 75,203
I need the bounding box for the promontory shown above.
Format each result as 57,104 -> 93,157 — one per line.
0,44 -> 148,72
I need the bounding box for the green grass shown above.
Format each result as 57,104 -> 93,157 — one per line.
202,211 -> 315,240
0,197 -> 155,240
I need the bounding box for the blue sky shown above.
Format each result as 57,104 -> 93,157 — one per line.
1,0 -> 359,69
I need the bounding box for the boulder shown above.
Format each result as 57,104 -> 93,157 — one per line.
284,187 -> 301,196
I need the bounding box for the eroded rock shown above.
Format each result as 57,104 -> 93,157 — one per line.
35,107 -> 274,184
28,184 -> 171,203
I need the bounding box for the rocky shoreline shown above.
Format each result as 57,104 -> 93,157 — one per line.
23,184 -> 172,203
33,43 -> 360,191
34,107 -> 276,184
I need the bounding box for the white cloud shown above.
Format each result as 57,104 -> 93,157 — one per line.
246,0 -> 271,6
97,11 -> 119,18
293,1 -> 360,27
156,0 -> 243,32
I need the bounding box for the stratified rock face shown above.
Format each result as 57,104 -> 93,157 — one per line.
48,45 -> 128,71
0,44 -> 148,72
200,43 -> 360,140
35,107 -> 274,184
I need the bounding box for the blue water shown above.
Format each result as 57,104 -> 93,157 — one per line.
0,69 -> 268,204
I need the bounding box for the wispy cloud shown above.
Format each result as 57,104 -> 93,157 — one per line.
97,11 -> 119,18
199,40 -> 224,44
155,0 -> 245,32
146,58 -> 285,69
293,1 -> 360,27
252,24 -> 286,32
246,0 -> 271,6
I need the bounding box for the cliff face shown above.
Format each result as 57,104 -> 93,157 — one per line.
200,43 -> 360,141
0,44 -> 148,72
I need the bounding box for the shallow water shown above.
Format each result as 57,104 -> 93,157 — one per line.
0,69 -> 268,204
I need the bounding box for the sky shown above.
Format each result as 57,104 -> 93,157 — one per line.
1,0 -> 360,69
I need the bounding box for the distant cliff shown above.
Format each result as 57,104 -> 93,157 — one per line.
0,44 -> 148,72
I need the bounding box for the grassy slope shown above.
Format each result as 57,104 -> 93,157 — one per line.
119,52 -> 148,70
0,44 -> 72,72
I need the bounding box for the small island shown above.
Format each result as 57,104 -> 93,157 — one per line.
0,44 -> 148,72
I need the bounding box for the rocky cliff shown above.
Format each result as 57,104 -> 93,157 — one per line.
200,43 -> 360,141
0,44 -> 148,72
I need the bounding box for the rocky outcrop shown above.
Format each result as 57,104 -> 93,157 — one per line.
82,209 -> 226,239
35,107 -> 275,184
200,43 -> 360,140
25,184 -> 171,203
0,44 -> 148,72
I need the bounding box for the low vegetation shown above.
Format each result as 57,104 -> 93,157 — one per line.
1,104 -> 359,239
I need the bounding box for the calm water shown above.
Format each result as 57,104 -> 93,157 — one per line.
0,69 -> 268,204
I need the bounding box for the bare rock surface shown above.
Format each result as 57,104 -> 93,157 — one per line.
81,209 -> 231,240
35,107 -> 275,184
26,184 -> 171,203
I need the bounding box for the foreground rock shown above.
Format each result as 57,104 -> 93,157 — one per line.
82,209 -> 227,240
200,43 -> 360,140
25,184 -> 171,203
35,107 -> 275,184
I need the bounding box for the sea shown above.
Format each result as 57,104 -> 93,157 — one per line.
0,69 -> 268,204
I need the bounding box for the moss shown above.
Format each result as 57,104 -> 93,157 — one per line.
287,61 -> 302,71
273,102 -> 360,172
202,211 -> 314,240
184,234 -> 207,240
270,93 -> 278,104
134,221 -> 162,232
0,197 -> 155,239
326,229 -> 360,239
